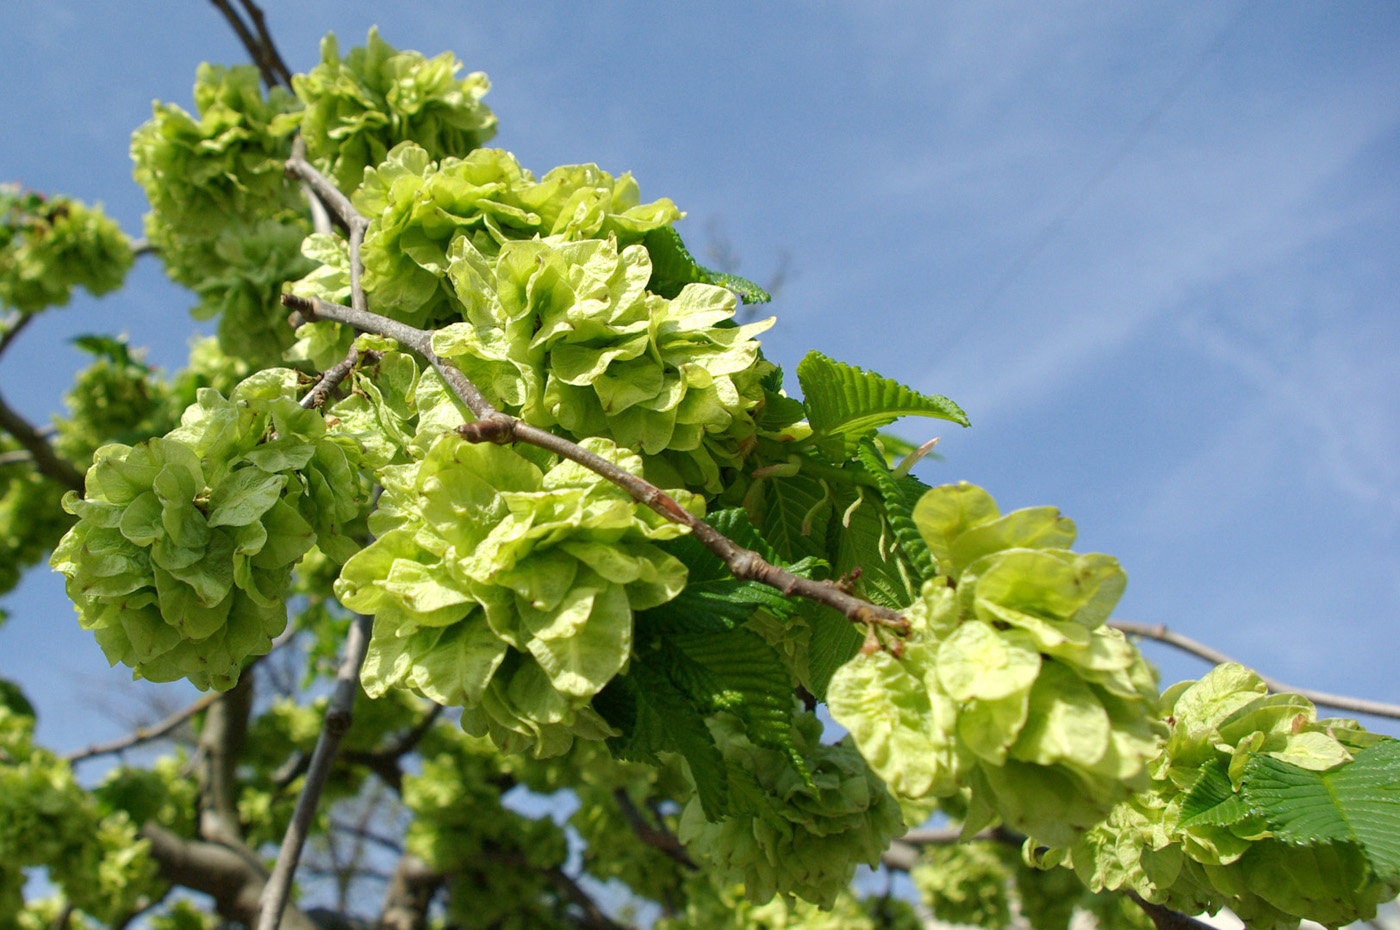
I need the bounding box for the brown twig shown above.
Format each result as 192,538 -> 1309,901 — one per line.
206,0 -> 291,91
65,691 -> 220,764
282,290 -> 909,636
0,384 -> 84,492
1110,620 -> 1400,721
0,311 -> 34,359
612,788 -> 697,869
236,0 -> 293,88
298,341 -> 365,410
1126,891 -> 1220,930
256,613 -> 373,930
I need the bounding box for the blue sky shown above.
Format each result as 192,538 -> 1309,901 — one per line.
2,1 -> 1397,750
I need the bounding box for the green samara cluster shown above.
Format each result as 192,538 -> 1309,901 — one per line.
294,27 -> 497,193
0,184 -> 131,314
1052,663 -> 1399,929
288,141 -> 776,493
0,703 -> 160,924
676,711 -> 904,908
337,434 -> 699,757
130,63 -> 309,360
131,32 -> 499,363
50,370 -> 369,690
828,482 -> 1163,847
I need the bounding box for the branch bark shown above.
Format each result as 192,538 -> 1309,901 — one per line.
65,691 -> 219,764
0,384 -> 84,493
283,289 -> 909,637
198,674 -> 254,848
256,613 -> 374,930
1110,620 -> 1400,720
142,824 -> 321,930
375,855 -> 442,930
206,0 -> 292,90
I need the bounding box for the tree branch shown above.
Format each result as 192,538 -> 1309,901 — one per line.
0,311 -> 34,359
282,290 -> 909,637
0,384 -> 84,492
206,0 -> 291,91
141,823 -> 320,930
257,613 -> 374,930
198,674 -> 254,848
1126,892 -> 1221,930
299,342 -> 371,411
612,788 -> 696,869
65,691 -> 220,764
376,855 -> 442,930
1110,620 -> 1400,720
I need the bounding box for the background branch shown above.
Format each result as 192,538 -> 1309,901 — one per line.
142,824 -> 320,930
1111,620 -> 1400,720
0,384 -> 84,492
257,614 -> 374,930
65,691 -> 220,764
207,0 -> 292,90
198,674 -> 254,848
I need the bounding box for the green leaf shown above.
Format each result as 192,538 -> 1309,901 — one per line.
854,441 -> 936,584
642,225 -> 771,303
1179,757 -> 1253,828
1242,739 -> 1400,882
664,628 -> 804,780
796,351 -> 968,456
599,662 -> 730,818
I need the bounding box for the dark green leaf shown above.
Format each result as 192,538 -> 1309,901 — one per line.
796,350 -> 969,456
1242,739 -> 1400,881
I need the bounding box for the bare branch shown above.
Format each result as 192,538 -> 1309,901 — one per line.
206,0 -> 291,91
257,613 -> 374,930
142,823 -> 320,930
236,0 -> 294,88
65,691 -> 220,764
612,788 -> 696,869
0,311 -> 34,359
1111,620 -> 1400,721
299,342 -> 371,411
1127,891 -> 1221,930
376,855 -> 442,930
199,674 -> 255,848
282,290 -> 909,637
0,385 -> 84,492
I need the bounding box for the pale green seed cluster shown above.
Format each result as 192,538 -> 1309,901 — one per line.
1056,664 -> 1399,930
50,370 -> 368,690
337,434 -> 699,757
676,712 -> 904,909
828,482 -> 1162,848
0,186 -> 131,314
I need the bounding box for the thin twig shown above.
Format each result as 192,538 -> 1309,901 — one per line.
256,613 -> 373,930
0,311 -> 34,359
613,788 -> 697,869
206,0 -> 289,91
298,342 -> 364,410
1110,620 -> 1400,721
1126,891 -> 1221,930
283,291 -> 909,636
236,0 -> 294,88
65,692 -> 220,763
0,385 -> 84,492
